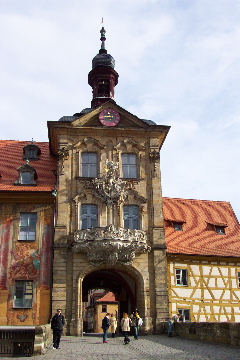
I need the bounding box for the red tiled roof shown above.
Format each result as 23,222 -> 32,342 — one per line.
163,197 -> 240,258
0,140 -> 57,192
96,292 -> 117,303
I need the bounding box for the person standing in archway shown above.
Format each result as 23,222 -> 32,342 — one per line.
102,313 -> 110,343
121,312 -> 132,344
110,313 -> 117,338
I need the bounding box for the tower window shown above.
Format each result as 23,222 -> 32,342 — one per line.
98,79 -> 110,97
81,152 -> 98,178
14,281 -> 33,308
176,269 -> 188,286
81,204 -> 98,230
122,153 -> 137,178
19,213 -> 37,241
123,205 -> 140,230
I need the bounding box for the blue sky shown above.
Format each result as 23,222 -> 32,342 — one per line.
1,0 -> 240,220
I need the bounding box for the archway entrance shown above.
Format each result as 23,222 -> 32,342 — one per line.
82,268 -> 137,333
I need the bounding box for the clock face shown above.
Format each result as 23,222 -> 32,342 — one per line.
99,108 -> 120,127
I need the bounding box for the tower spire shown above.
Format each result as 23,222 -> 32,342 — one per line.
88,27 -> 119,108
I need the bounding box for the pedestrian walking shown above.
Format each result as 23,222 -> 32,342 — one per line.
110,313 -> 117,338
121,312 -> 132,344
51,309 -> 65,349
130,309 -> 141,340
168,313 -> 181,337
102,313 -> 110,343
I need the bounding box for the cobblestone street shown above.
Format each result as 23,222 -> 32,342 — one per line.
1,335 -> 239,360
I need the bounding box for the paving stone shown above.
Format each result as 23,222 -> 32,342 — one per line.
0,335 -> 239,359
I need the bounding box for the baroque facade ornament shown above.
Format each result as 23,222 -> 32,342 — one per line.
73,224 -> 150,266
91,160 -> 129,206
58,147 -> 69,174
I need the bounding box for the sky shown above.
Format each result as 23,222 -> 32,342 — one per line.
1,0 -> 240,221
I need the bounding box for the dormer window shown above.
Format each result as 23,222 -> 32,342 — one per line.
15,163 -> 37,186
21,172 -> 32,184
173,222 -> 183,231
23,143 -> 41,161
215,226 -> 226,235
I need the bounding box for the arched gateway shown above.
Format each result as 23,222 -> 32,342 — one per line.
50,28 -> 170,335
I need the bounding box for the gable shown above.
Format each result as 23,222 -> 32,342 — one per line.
71,101 -> 154,129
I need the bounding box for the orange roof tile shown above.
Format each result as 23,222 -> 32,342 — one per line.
163,197 -> 240,258
0,140 -> 57,192
96,292 -> 117,303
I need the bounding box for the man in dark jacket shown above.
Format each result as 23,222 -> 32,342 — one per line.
51,309 -> 65,349
102,313 -> 110,343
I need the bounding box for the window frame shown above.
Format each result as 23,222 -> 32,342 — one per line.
123,205 -> 140,230
177,309 -> 190,322
13,280 -> 33,308
19,212 -> 37,241
81,152 -> 98,178
176,268 -> 188,286
80,204 -> 98,230
121,153 -> 138,179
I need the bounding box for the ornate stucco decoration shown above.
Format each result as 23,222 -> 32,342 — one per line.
92,160 -> 131,206
149,149 -> 160,175
58,146 -> 69,174
73,224 -> 150,266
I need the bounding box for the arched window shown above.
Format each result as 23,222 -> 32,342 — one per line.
123,205 -> 140,229
81,204 -> 98,230
15,164 -> 37,186
122,153 -> 137,178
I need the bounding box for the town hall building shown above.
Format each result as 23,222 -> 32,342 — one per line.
0,28 -> 240,336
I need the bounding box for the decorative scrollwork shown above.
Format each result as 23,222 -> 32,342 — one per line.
73,224 -> 150,266
91,160 -> 129,206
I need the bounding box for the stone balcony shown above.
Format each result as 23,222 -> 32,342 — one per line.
73,225 -> 150,266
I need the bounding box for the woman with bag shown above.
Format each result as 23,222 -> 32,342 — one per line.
120,312 -> 132,344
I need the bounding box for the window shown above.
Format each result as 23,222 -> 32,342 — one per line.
81,152 -> 97,177
176,269 -> 188,286
14,281 -> 33,308
20,171 -> 32,184
122,153 -> 137,178
178,309 -> 190,322
215,226 -> 225,235
173,222 -> 183,231
19,213 -> 37,241
23,143 -> 41,160
81,204 -> 98,230
102,305 -> 107,312
123,205 -> 140,229
237,272 -> 240,287
15,164 -> 37,186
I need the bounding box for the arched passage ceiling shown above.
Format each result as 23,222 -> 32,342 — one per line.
82,269 -> 135,303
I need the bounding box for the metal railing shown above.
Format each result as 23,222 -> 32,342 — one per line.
0,328 -> 35,357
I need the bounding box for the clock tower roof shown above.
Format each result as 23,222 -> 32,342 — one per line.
88,27 -> 119,107
92,27 -> 115,69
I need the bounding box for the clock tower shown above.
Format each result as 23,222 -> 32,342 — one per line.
88,27 -> 119,107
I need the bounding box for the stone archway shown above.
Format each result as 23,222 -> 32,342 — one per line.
71,263 -> 149,336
